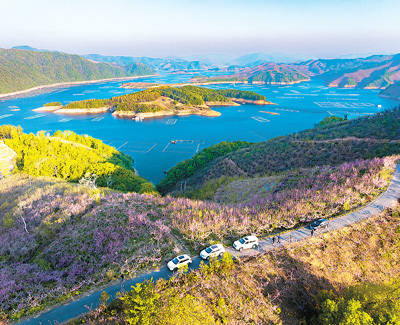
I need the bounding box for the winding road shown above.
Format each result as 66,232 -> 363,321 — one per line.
17,164 -> 400,325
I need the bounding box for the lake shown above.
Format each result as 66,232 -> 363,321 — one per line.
0,72 -> 399,183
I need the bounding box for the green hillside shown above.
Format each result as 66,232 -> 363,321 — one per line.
0,48 -> 154,94
0,125 -> 155,193
157,107 -> 400,196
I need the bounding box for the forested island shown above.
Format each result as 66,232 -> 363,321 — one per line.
48,86 -> 273,119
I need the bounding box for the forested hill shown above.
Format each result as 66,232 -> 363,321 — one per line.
0,48 -> 155,94
0,125 -> 156,193
157,106 -> 400,196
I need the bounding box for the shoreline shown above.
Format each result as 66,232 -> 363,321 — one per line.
379,94 -> 400,101
54,107 -> 112,115
0,75 -> 157,100
112,108 -> 221,119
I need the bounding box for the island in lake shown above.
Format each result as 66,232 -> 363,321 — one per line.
42,85 -> 274,120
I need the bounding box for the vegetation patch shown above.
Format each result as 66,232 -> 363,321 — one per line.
0,125 -> 155,193
0,180 -> 176,321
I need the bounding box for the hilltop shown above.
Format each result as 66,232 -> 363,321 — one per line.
0,48 -> 154,94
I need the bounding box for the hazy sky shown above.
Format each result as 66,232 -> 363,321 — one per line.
1,0 -> 399,58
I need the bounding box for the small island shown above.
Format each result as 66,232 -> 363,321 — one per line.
46,85 -> 274,120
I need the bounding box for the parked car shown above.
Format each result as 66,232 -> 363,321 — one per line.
200,244 -> 225,260
309,218 -> 329,231
167,254 -> 192,271
233,235 -> 259,251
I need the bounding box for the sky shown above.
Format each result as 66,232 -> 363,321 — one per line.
1,0 -> 399,58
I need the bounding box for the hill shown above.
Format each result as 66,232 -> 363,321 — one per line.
0,154 -> 395,321
0,48 -> 154,94
2,107 -> 400,321
0,125 -> 155,193
12,45 -> 51,52
157,106 -> 400,197
380,81 -> 400,100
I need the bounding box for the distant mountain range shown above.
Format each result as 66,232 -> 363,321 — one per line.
0,48 -> 154,94
194,54 -> 400,90
290,54 -> 400,89
83,54 -> 215,72
6,46 -> 400,96
83,52 -> 316,71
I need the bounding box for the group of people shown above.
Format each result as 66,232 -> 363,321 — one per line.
271,234 -> 292,245
271,227 -> 317,245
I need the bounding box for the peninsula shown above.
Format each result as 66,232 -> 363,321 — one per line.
48,85 -> 274,120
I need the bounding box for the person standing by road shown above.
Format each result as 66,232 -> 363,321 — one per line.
272,236 -> 276,245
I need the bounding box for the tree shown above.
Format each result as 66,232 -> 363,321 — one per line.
121,281 -> 216,325
121,280 -> 160,325
315,281 -> 400,325
158,290 -> 216,325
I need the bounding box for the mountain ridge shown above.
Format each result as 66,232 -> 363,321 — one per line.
0,48 -> 154,94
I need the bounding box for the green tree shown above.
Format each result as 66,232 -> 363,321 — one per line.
315,281 -> 400,325
121,280 -> 160,325
159,290 -> 216,325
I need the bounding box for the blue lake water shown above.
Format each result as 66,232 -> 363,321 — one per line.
1,73 -> 399,184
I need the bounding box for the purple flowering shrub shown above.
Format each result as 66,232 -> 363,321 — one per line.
164,157 -> 396,247
0,192 -> 172,318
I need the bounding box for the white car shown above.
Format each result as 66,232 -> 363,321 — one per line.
167,254 -> 192,271
200,244 -> 226,260
233,235 -> 259,251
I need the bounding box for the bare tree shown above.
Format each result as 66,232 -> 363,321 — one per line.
78,172 -> 98,191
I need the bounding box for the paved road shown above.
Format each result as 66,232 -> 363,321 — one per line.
17,164 -> 400,325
